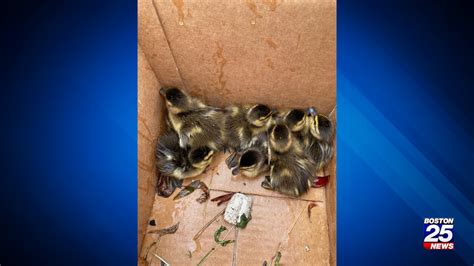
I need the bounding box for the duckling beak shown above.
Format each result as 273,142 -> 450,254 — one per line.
231,167 -> 240,176
159,87 -> 167,96
307,107 -> 317,116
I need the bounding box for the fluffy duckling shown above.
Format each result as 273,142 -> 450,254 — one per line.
262,123 -> 314,197
224,104 -> 273,169
232,148 -> 269,178
185,146 -> 215,178
306,107 -> 335,169
156,129 -> 215,180
160,87 -> 225,151
281,108 -> 309,143
281,107 -> 334,172
307,107 -> 335,143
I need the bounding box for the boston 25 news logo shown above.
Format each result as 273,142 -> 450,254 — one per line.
423,217 -> 454,250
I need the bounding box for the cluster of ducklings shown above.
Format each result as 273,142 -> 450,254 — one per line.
156,87 -> 334,197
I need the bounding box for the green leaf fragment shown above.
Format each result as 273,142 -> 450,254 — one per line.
213,226 -> 235,246
236,213 -> 252,229
274,251 -> 282,265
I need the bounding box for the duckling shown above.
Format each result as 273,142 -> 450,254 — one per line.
184,146 -> 215,178
231,148 -> 269,178
307,107 -> 335,143
160,87 -> 225,151
262,123 -> 314,197
281,108 -> 309,144
156,129 -> 215,180
224,104 -> 273,169
280,107 -> 334,172
306,107 -> 335,169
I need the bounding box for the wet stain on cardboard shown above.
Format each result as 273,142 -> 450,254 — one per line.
296,33 -> 302,49
245,0 -> 263,19
212,42 -> 229,94
172,0 -> 185,25
263,0 -> 278,11
265,37 -> 279,49
266,58 -> 275,69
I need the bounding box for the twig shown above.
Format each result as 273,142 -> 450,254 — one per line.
144,241 -> 157,261
269,204 -> 307,265
193,208 -> 225,240
152,253 -> 170,266
197,248 -> 215,266
232,227 -> 239,266
144,239 -> 161,266
287,204 -> 307,236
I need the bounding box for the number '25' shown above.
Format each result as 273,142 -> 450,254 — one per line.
424,225 -> 453,242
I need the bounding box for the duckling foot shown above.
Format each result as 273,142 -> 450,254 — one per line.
312,175 -> 330,188
225,152 -> 239,169
156,175 -> 182,197
261,176 -> 273,190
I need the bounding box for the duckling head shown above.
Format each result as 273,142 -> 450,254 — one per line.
284,109 -> 307,132
306,107 -> 321,138
270,123 -> 293,153
160,87 -> 192,113
234,149 -> 264,177
246,104 -> 272,127
188,146 -> 215,169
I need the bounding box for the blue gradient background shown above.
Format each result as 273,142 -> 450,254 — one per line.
0,0 -> 473,265
0,0 -> 136,265
338,0 -> 473,265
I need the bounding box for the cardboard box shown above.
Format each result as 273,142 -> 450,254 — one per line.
138,0 -> 336,264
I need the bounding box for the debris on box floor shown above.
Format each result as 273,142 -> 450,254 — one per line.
196,193 -> 253,265
142,223 -> 179,264
223,193 -> 252,228
140,181 -> 331,265
211,192 -> 235,206
173,180 -> 209,203
139,147 -> 333,265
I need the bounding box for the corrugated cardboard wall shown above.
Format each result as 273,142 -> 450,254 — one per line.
140,0 -> 335,111
138,0 -> 336,263
138,45 -> 167,252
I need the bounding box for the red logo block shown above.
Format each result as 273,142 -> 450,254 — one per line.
423,242 -> 454,250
